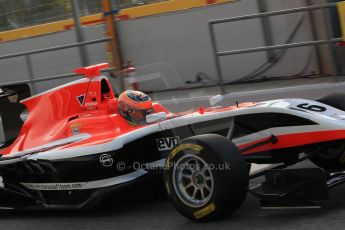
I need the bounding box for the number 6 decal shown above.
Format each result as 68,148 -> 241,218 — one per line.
297,103 -> 327,112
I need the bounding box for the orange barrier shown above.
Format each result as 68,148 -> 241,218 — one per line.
0,0 -> 233,42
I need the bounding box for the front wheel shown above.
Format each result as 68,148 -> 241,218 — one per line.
309,140 -> 345,170
164,134 -> 248,222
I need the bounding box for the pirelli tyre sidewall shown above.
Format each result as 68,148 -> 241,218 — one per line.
164,134 -> 249,222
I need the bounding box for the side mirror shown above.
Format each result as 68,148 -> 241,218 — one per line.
210,95 -> 223,106
146,112 -> 166,123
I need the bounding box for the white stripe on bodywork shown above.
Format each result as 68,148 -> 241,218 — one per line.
21,169 -> 147,191
24,98 -> 345,161
2,133 -> 91,159
20,159 -> 165,191
249,163 -> 283,176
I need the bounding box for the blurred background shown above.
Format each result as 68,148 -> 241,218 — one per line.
0,0 -> 166,31
0,0 -> 344,108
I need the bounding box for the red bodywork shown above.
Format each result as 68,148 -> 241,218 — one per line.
1,65 -> 171,155
0,80 -> 242,156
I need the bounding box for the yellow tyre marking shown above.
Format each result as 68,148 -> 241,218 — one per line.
165,143 -> 203,168
170,144 -> 203,158
193,203 -> 216,219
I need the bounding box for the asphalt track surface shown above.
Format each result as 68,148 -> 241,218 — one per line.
1,162 -> 345,230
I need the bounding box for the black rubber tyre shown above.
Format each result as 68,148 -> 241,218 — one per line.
164,134 -> 248,222
309,141 -> 345,170
310,93 -> 345,169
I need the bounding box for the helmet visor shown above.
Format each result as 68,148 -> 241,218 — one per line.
119,101 -> 153,125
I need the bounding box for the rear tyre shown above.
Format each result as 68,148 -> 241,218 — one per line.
164,134 -> 248,222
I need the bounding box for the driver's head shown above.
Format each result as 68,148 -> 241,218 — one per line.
118,90 -> 153,125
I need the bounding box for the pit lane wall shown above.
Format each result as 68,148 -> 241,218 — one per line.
0,0 -> 338,94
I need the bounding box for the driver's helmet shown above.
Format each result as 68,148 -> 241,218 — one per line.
118,90 -> 154,125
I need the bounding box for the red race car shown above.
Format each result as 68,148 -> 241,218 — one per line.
0,63 -> 344,222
